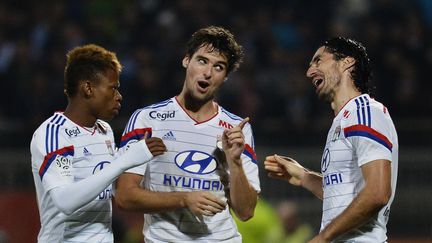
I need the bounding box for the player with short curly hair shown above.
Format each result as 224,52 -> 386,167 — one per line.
31,44 -> 165,242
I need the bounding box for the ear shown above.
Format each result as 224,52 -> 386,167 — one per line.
342,57 -> 356,71
82,81 -> 93,98
182,56 -> 190,68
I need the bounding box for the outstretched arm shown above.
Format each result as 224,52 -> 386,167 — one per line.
222,117 -> 258,221
264,155 -> 323,199
50,138 -> 165,215
309,159 -> 391,243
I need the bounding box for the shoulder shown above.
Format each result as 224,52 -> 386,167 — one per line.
32,113 -> 68,139
220,107 -> 244,122
31,113 -> 71,154
219,106 -> 253,130
130,98 -> 177,120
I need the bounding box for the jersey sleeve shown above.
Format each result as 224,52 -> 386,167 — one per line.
240,123 -> 261,193
30,125 -> 75,192
119,109 -> 153,175
342,104 -> 394,167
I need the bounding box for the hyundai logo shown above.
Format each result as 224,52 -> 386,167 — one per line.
321,148 -> 330,173
93,161 -> 111,174
174,150 -> 217,174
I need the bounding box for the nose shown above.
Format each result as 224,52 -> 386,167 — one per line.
116,90 -> 123,102
306,65 -> 316,78
203,65 -> 212,79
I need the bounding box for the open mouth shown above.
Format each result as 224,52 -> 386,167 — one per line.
197,80 -> 210,89
313,78 -> 323,88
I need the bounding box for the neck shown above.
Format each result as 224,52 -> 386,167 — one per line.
331,87 -> 362,115
176,93 -> 217,122
63,101 -> 96,127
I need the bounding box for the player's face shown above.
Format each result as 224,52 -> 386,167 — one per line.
306,46 -> 343,102
181,44 -> 228,103
90,69 -> 122,121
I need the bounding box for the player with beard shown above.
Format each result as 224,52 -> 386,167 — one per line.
265,37 -> 398,242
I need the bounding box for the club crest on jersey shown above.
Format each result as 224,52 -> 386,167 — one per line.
332,126 -> 341,142
105,140 -> 115,156
65,126 -> 81,137
149,110 -> 176,121
218,120 -> 233,129
174,150 -> 217,174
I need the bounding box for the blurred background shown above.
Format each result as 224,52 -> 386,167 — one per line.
0,0 -> 431,242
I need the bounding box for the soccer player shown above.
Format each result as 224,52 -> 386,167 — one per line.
30,44 -> 166,242
264,37 -> 398,242
115,26 -> 260,242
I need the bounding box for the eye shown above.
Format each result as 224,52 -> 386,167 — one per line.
198,58 -> 207,64
214,65 -> 225,72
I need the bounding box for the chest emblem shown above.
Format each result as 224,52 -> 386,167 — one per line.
174,150 -> 217,174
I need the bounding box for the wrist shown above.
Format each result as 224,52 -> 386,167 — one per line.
227,158 -> 242,168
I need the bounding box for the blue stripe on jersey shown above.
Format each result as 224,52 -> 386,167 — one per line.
45,124 -> 50,154
221,108 -> 242,121
364,96 -> 371,126
354,99 -> 361,125
144,99 -> 173,109
125,109 -> 142,133
50,124 -> 55,153
50,113 -> 59,123
354,96 -> 372,126
130,109 -> 144,131
45,114 -> 67,153
359,97 -> 366,125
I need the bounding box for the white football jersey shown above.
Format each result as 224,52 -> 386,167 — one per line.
320,94 -> 398,242
31,112 -> 116,243
120,97 -> 260,243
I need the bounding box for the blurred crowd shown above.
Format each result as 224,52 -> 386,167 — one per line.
1,0 -> 431,146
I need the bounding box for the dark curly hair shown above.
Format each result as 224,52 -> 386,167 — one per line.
322,37 -> 374,94
64,44 -> 122,97
186,26 -> 244,74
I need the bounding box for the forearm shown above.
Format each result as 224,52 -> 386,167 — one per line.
228,160 -> 257,221
50,162 -> 127,215
302,170 -> 324,200
320,160 -> 391,241
319,187 -> 387,241
50,141 -> 153,215
115,172 -> 191,213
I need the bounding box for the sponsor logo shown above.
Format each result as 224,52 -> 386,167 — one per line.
55,155 -> 71,170
163,175 -> 224,191
93,161 -> 112,200
323,173 -> 343,186
98,188 -> 112,200
321,148 -> 330,172
218,120 -> 233,129
65,127 -> 81,137
149,110 -> 176,121
343,110 -> 350,118
83,147 -> 91,156
162,131 -> 176,141
174,150 -> 217,174
92,161 -> 111,174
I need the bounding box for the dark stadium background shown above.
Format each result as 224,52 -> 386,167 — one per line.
0,0 -> 431,242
